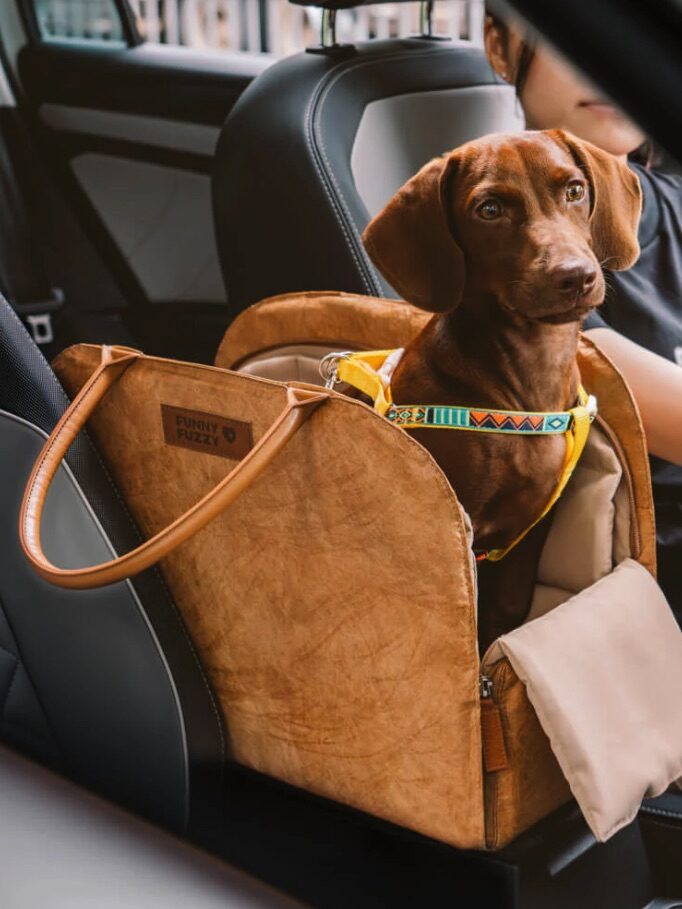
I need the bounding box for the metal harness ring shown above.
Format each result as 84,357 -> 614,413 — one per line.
319,351 -> 353,389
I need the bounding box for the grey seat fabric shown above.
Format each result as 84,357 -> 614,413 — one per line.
213,36 -> 521,318
0,294 -> 225,837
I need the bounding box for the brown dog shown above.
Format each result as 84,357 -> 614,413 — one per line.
362,129 -> 642,651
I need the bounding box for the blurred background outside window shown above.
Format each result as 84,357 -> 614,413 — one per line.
34,0 -> 485,55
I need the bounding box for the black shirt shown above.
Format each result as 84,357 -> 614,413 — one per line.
583,163 -> 682,622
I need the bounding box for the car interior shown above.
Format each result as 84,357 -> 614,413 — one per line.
1,0 -> 682,906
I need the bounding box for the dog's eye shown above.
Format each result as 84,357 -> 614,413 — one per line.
477,199 -> 502,220
566,182 -> 586,203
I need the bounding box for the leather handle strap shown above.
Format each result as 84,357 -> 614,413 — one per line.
20,346 -> 329,590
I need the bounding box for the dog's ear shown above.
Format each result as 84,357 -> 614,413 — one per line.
361,153 -> 465,313
551,129 -> 642,271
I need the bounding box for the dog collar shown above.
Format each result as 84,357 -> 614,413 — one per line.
320,349 -> 597,563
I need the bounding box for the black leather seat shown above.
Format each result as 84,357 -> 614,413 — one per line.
213,0 -> 521,318
0,293 -> 224,838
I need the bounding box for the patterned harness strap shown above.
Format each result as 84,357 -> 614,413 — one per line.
386,403 -> 574,434
320,348 -> 597,563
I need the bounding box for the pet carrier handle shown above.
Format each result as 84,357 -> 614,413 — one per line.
20,345 -> 329,590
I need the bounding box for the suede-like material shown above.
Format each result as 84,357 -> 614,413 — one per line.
576,336 -> 656,574
483,659 -> 571,849
53,344 -> 485,850
214,291 -> 429,372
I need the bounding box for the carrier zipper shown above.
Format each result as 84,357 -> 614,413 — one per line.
480,673 -> 509,773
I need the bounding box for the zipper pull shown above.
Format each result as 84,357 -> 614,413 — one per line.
480,674 -> 510,773
480,674 -> 494,699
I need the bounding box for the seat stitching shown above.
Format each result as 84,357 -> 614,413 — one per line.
52,353 -> 226,770
24,406 -> 226,810
78,429 -> 227,769
1,301 -> 75,410
147,566 -> 227,767
304,82 -> 374,294
641,804 -> 682,821
316,47 -> 490,268
305,44 -> 489,295
1,309 -> 226,793
0,643 -> 19,663
0,660 -> 20,719
303,50 -> 457,292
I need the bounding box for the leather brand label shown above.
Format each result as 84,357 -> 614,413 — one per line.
161,404 -> 253,461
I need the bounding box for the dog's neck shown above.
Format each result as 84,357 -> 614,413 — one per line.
426,292 -> 583,413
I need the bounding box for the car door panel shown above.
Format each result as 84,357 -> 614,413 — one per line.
71,154 -> 224,303
14,37 -> 272,359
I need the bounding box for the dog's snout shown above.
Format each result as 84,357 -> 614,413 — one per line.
549,261 -> 598,298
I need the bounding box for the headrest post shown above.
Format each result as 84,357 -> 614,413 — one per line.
419,1 -> 435,37
320,8 -> 338,47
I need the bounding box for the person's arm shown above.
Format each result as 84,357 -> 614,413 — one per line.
585,327 -> 682,466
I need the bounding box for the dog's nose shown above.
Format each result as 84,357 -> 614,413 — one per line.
550,262 -> 598,298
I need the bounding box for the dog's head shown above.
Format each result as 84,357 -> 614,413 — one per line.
361,129 -> 642,322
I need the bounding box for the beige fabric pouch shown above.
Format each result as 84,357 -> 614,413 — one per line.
484,558 -> 682,841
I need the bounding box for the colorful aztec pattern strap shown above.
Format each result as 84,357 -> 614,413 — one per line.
325,347 -> 597,564
385,403 -> 572,434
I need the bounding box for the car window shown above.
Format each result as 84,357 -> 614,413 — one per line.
32,0 -> 125,43
30,1 -> 485,56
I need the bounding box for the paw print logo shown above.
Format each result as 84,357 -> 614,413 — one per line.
223,427 -> 236,443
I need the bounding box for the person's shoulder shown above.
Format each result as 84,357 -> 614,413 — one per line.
628,162 -> 681,248
630,161 -> 682,201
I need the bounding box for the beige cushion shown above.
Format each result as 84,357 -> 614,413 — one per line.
238,345 -> 336,385
485,559 -> 682,841
527,424 -> 629,620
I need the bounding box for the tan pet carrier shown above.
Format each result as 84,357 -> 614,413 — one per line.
20,291 -> 682,850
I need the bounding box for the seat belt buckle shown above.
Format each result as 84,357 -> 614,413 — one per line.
25,312 -> 55,345
15,288 -> 64,346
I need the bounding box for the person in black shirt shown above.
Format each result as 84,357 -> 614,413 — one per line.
484,6 -> 682,624
584,165 -> 682,620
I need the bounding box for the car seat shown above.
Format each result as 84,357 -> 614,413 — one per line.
212,0 -> 523,318
0,293 -> 224,837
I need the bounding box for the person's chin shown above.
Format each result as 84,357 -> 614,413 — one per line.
571,108 -> 645,156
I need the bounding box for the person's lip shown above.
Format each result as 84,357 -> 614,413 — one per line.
579,100 -> 618,114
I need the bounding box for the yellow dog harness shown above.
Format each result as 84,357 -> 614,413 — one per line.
321,349 -> 597,562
